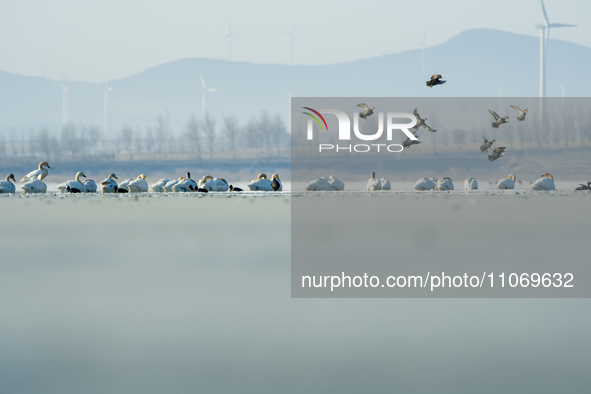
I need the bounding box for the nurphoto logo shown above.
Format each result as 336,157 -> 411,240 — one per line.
302,106 -> 418,153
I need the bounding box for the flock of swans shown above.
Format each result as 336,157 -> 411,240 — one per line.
0,161 -> 284,194
303,171 -> 590,192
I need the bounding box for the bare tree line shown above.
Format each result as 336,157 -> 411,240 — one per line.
0,111 -> 290,164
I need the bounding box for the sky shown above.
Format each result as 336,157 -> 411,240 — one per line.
0,0 -> 589,83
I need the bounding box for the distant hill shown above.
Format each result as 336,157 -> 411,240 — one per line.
0,28 -> 589,136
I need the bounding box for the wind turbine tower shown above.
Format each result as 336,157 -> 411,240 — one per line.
223,22 -> 238,61
536,0 -> 575,98
284,24 -> 297,65
104,79 -> 113,136
60,83 -> 69,127
416,32 -> 427,74
199,73 -> 217,118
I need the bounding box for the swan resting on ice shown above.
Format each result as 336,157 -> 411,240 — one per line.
57,171 -> 87,193
497,174 -> 516,190
531,173 -> 555,191
436,177 -> 454,191
464,178 -> 478,190
21,176 -> 47,193
305,177 -> 331,191
128,174 -> 149,193
83,179 -> 97,193
413,178 -> 435,191
248,174 -> 273,191
101,173 -> 119,193
0,174 -> 16,193
367,172 -> 381,191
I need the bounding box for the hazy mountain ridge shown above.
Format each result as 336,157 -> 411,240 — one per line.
0,28 -> 589,135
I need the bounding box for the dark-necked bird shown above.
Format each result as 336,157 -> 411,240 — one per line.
271,178 -> 281,191
426,74 -> 446,88
197,188 -> 209,193
575,182 -> 591,191
357,103 -> 375,119
480,136 -> 496,153
488,147 -> 506,162
229,185 -> 243,192
509,105 -> 528,121
489,107 -> 509,129
66,185 -> 82,193
412,108 -> 437,132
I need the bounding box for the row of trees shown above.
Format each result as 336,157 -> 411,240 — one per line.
0,111 -> 290,163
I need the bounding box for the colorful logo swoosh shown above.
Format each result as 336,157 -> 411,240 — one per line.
302,107 -> 328,131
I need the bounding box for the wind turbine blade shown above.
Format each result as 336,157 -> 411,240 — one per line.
540,0 -> 550,26
199,73 -> 206,89
291,23 -> 297,35
208,88 -> 217,92
549,23 -> 576,27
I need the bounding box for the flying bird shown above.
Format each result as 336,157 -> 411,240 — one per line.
488,107 -> 509,129
488,147 -> 506,162
426,74 -> 446,88
357,103 -> 375,119
509,105 -> 528,121
402,131 -> 421,148
412,108 -> 437,132
480,136 -> 496,153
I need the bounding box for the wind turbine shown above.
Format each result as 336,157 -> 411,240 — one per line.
223,21 -> 238,61
283,24 -> 297,65
60,83 -> 68,126
103,79 -> 113,136
60,72 -> 69,127
416,32 -> 427,74
199,73 -> 217,118
35,62 -> 53,78
536,0 -> 576,98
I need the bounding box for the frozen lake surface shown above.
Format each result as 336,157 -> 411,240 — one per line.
1,194 -> 590,393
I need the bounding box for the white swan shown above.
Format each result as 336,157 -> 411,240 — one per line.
464,178 -> 478,190
247,173 -> 273,191
198,175 -> 218,192
118,178 -> 133,192
367,172 -> 381,191
305,177 -> 331,191
100,173 -> 119,193
150,178 -> 171,192
161,178 -> 181,192
128,174 -> 149,193
21,161 -> 50,182
172,177 -> 198,192
83,179 -> 97,193
56,171 -> 87,193
436,177 -> 454,191
328,175 -> 345,191
380,178 -> 391,190
21,176 -> 47,193
413,178 -> 435,191
214,177 -> 229,192
270,174 -> 282,191
497,174 -> 516,190
0,174 -> 16,193
531,173 -> 555,191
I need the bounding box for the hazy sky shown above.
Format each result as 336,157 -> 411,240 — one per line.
1,0 -> 589,83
